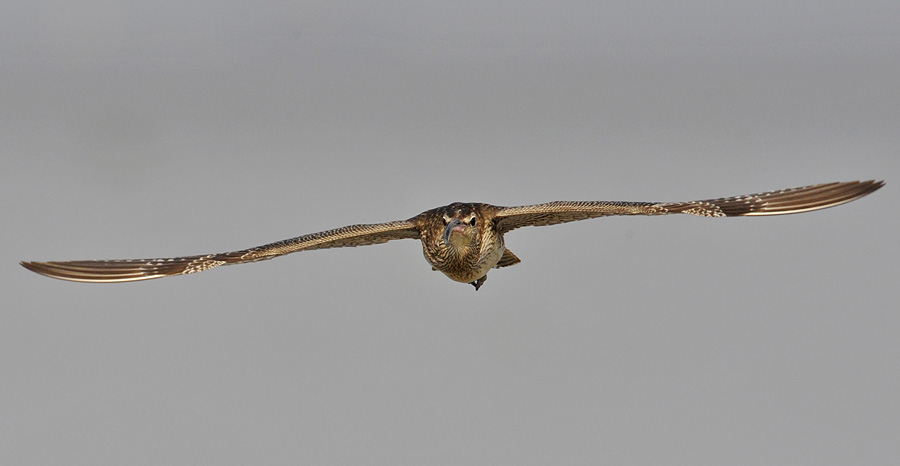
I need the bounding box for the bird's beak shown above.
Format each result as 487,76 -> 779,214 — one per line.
443,218 -> 465,245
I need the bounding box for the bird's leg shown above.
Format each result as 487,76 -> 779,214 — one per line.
470,275 -> 487,291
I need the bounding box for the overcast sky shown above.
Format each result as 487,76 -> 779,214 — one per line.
2,1 -> 898,465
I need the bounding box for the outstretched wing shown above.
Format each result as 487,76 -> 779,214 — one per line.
21,220 -> 421,283
493,180 -> 883,233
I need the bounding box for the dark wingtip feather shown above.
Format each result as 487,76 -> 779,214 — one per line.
20,260 -> 167,283
19,255 -> 229,283
667,180 -> 884,217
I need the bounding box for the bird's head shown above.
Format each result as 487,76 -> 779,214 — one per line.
441,208 -> 480,250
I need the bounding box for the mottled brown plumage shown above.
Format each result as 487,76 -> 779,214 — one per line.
21,180 -> 883,289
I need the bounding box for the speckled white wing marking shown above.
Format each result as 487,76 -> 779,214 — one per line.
20,220 -> 420,283
493,180 -> 883,233
658,180 -> 884,217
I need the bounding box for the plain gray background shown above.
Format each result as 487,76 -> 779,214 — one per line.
2,1 -> 898,464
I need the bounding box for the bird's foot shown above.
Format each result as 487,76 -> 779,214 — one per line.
470,275 -> 487,291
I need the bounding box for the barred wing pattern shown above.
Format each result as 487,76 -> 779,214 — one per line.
494,180 -> 883,233
20,220 -> 420,283
658,180 -> 884,217
493,201 -> 665,233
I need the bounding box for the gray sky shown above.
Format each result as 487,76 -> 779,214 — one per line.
2,1 -> 898,464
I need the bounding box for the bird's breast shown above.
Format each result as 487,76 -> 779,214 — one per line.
423,236 -> 504,283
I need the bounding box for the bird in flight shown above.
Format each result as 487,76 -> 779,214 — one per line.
22,180 -> 883,290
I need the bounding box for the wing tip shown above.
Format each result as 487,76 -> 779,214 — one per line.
20,261 -> 77,282
20,260 -> 48,276
747,179 -> 885,215
20,260 -> 167,283
865,179 -> 885,191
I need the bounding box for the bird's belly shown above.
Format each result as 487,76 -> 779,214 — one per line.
436,246 -> 504,283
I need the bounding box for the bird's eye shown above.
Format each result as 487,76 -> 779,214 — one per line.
442,217 -> 450,225
469,217 -> 477,226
